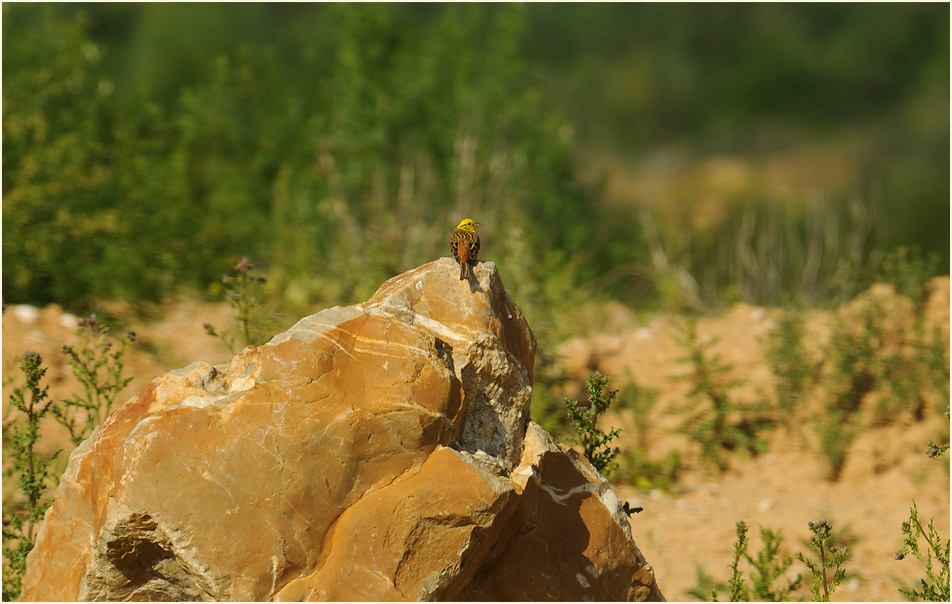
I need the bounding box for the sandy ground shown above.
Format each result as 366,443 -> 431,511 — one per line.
2,284 -> 949,602
557,283 -> 950,602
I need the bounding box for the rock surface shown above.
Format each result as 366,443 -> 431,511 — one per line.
20,258 -> 664,602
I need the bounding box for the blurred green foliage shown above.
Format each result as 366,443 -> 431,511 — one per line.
3,4 -> 608,316
528,4 -> 949,144
765,309 -> 818,427
2,3 -> 948,317
673,319 -> 773,471
529,3 -> 949,284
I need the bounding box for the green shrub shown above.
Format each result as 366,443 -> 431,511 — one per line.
690,518 -> 852,602
3,316 -> 137,599
689,521 -> 800,602
825,306 -> 879,415
723,521 -> 801,602
814,305 -> 879,480
765,309 -> 817,427
816,288 -> 947,478
812,405 -> 859,482
673,318 -> 772,471
895,500 -> 951,602
55,315 -> 136,446
2,353 -> 59,601
563,372 -> 622,475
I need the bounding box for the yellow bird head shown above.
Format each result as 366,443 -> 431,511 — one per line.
455,218 -> 479,232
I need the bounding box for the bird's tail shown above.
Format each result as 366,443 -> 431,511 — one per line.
460,261 -> 470,281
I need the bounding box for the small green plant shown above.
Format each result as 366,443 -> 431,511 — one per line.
2,352 -> 60,601
564,372 -> 623,476
765,309 -> 817,426
727,521 -> 751,601
746,525 -> 802,601
797,519 -> 849,602
893,414 -> 950,601
54,314 -> 136,446
724,521 -> 800,601
826,306 -> 879,415
815,306 -> 879,480
691,521 -> 800,602
812,405 -> 859,482
673,318 -> 772,471
894,500 -> 950,602
204,257 -> 276,353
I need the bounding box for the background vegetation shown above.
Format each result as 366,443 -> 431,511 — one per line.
3,3 -> 948,319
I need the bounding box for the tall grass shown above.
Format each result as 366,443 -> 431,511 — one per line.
640,195 -> 886,310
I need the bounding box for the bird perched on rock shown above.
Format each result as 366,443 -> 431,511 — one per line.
450,218 -> 480,280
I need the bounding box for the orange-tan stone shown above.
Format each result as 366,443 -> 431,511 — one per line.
20,258 -> 664,601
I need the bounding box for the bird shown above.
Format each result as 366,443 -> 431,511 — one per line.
450,218 -> 480,280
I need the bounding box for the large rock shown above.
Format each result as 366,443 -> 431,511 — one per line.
20,258 -> 664,602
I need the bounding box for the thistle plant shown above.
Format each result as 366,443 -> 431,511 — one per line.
2,352 -> 59,601
892,409 -> 950,601
895,500 -> 951,601
204,256 -> 275,353
926,440 -> 950,459
564,372 -> 622,475
55,314 -> 136,446
797,520 -> 849,602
